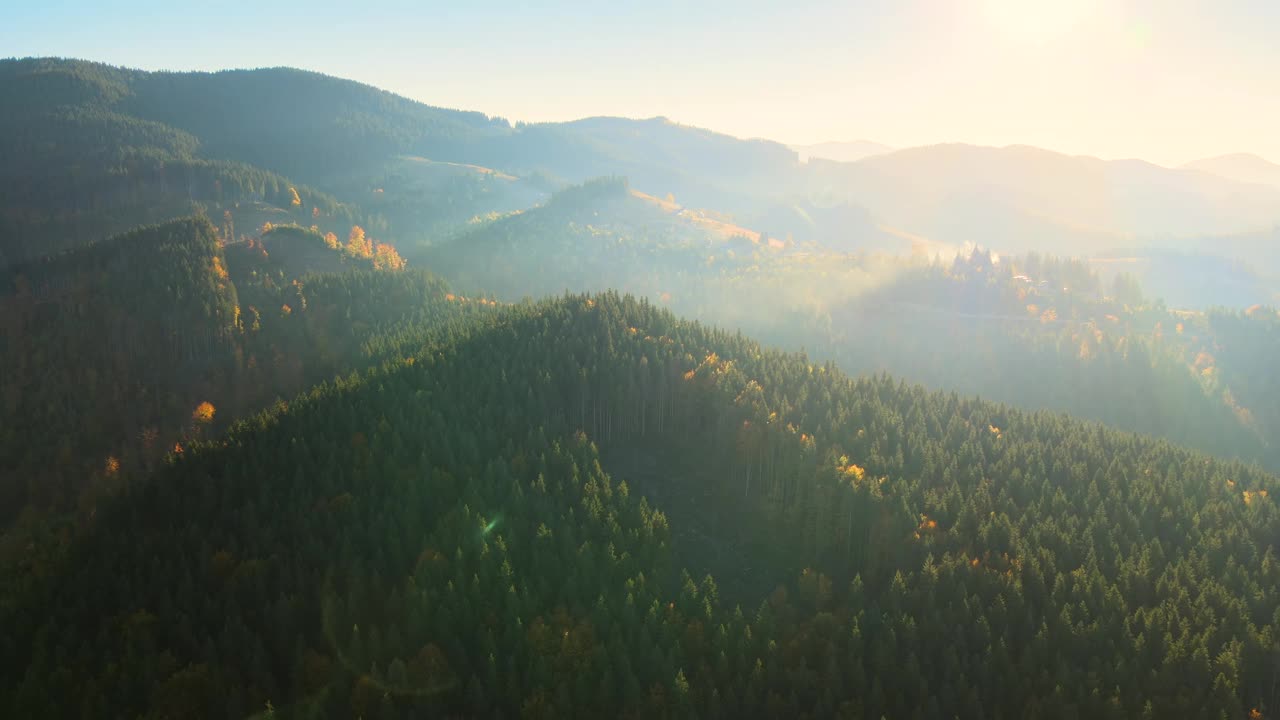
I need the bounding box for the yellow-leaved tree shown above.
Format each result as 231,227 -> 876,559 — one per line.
347,226 -> 372,258
192,401 -> 216,424
373,242 -> 406,271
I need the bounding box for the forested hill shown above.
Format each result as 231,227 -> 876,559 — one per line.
11,56 -> 1280,282
422,186 -> 1280,473
0,58 -> 802,267
0,216 -> 486,522
6,293 -> 1279,718
426,176 -> 774,299
822,253 -> 1280,471
0,217 -> 236,512
0,60 -> 363,266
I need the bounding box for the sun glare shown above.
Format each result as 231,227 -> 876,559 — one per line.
982,0 -> 1096,45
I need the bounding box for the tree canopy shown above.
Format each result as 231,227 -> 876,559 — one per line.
5,293 -> 1279,718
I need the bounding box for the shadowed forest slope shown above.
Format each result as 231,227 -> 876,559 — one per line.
5,294 -> 1280,718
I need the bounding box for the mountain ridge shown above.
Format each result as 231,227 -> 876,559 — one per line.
9,56 -> 1280,268
817,142 -> 1280,251
791,139 -> 894,163
1183,152 -> 1280,191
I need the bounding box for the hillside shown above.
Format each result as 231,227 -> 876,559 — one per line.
121,66 -> 506,181
355,155 -> 548,245
0,58 -> 807,266
0,216 -> 484,520
503,116 -> 797,208
0,58 -> 787,213
425,177 -> 779,300
0,217 -> 238,514
1184,153 -> 1280,191
1088,250 -> 1279,309
425,204 -> 1280,472
792,140 -> 894,163
0,59 -> 366,266
4,293 -> 1279,718
822,252 -> 1280,470
812,144 -> 1280,254
12,57 -> 1280,272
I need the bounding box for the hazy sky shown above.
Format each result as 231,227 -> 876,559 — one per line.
4,0 -> 1278,166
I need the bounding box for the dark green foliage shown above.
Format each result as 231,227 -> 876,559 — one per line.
0,217 -> 237,514
0,59 -> 354,266
5,293 -> 1278,717
432,207 -> 1280,472
7,54 -> 1280,720
822,252 -> 1280,470
123,65 -> 508,182
428,176 -> 765,300
0,216 -> 487,521
346,156 -> 549,247
0,57 -> 810,265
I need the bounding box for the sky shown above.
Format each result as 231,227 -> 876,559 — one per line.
3,0 -> 1278,166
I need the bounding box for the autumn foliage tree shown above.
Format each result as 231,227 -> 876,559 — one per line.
346,226 -> 371,259
341,225 -> 405,270
373,242 -> 406,271
191,401 -> 216,424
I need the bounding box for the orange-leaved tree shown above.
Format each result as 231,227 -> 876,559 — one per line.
373,242 -> 406,271
192,401 -> 216,425
346,226 -> 372,259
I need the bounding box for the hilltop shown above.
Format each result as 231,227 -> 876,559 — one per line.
0,215 -> 482,520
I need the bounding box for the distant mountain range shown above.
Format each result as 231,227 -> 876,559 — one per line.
1183,153 -> 1280,191
805,143 -> 1280,255
790,139 -> 894,163
4,57 -> 1279,273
